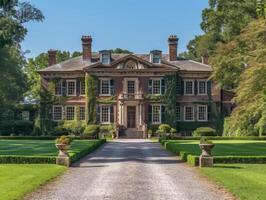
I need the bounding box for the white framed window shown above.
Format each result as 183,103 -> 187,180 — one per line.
53,106 -> 63,121
152,79 -> 161,94
100,105 -> 110,124
184,80 -> 194,95
127,81 -> 135,94
101,54 -> 110,64
66,80 -> 76,96
197,105 -> 208,121
80,81 -> 85,95
21,111 -> 30,120
152,54 -> 161,64
66,106 -> 75,120
79,106 -> 85,121
184,106 -> 194,121
55,81 -> 62,96
198,80 -> 207,95
152,105 -> 161,124
176,106 -> 181,121
100,79 -> 111,95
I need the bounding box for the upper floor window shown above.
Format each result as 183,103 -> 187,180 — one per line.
100,79 -> 110,95
66,106 -> 75,120
152,105 -> 161,124
67,80 -> 76,96
149,79 -> 164,95
100,50 -> 111,64
55,81 -> 62,96
184,106 -> 194,121
198,80 -> 207,95
184,80 -> 194,95
80,81 -> 85,95
197,105 -> 208,121
53,106 -> 63,121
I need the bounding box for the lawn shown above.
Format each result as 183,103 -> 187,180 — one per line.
0,164 -> 66,200
164,140 -> 266,156
200,164 -> 266,200
0,140 -> 102,157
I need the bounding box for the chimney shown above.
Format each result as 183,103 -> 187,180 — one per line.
168,35 -> 179,61
81,35 -> 92,61
48,49 -> 57,66
202,55 -> 209,65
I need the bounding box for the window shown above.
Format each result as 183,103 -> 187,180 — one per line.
184,81 -> 194,95
101,106 -> 110,123
53,106 -> 63,121
184,106 -> 194,121
66,106 -> 75,120
102,54 -> 110,64
152,105 -> 161,124
67,80 -> 76,96
21,111 -> 30,120
55,81 -> 62,96
153,79 -> 161,94
152,54 -> 161,63
100,79 -> 110,95
198,105 -> 207,121
127,81 -> 135,94
198,81 -> 207,95
80,81 -> 85,95
176,106 -> 181,121
79,106 -> 85,121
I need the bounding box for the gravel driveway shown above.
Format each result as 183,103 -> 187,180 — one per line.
27,139 -> 233,200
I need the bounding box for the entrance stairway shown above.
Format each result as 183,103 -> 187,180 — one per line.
119,129 -> 144,139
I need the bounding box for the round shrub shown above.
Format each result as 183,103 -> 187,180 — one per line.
158,124 -> 171,133
83,125 -> 100,138
192,127 -> 217,137
170,128 -> 177,134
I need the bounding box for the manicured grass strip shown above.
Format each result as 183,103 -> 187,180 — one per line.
200,164 -> 266,200
0,164 -> 66,200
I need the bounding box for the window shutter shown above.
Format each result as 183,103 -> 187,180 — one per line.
181,81 -> 184,95
62,80 -> 67,96
207,105 -> 211,121
110,79 -> 114,95
161,105 -> 165,123
194,80 -> 198,95
176,78 -> 182,95
96,106 -> 101,123
207,81 -> 211,95
110,106 -> 114,123
97,80 -> 101,95
161,79 -> 165,94
76,79 -> 80,96
148,79 -> 152,94
148,105 -> 152,123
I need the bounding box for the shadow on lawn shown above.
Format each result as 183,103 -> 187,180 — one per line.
213,165 -> 243,169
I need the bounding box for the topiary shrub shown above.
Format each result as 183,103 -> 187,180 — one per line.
192,127 -> 217,137
158,124 -> 171,133
83,125 -> 100,138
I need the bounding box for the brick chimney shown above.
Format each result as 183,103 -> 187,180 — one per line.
202,55 -> 209,65
168,35 -> 179,61
81,35 -> 92,61
48,49 -> 57,66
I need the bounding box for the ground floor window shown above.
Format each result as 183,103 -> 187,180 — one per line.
66,106 -> 75,120
152,105 -> 161,124
184,106 -> 194,121
53,106 -> 63,121
197,105 -> 207,121
21,111 -> 30,120
101,105 -> 110,123
176,106 -> 181,121
79,106 -> 85,120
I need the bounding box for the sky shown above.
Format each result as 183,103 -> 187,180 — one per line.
21,0 -> 208,58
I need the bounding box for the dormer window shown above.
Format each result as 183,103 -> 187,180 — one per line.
150,50 -> 162,64
100,50 -> 111,64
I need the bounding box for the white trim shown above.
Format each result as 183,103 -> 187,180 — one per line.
176,106 -> 181,121
66,80 -> 76,96
197,80 -> 208,95
151,78 -> 162,95
65,106 -> 75,121
151,104 -> 162,124
184,80 -> 194,96
184,106 -> 194,122
52,105 -> 63,121
99,78 -> 111,96
100,105 -> 111,124
197,105 -> 208,122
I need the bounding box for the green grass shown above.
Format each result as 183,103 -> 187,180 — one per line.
0,140 -> 101,156
201,164 -> 266,200
0,164 -> 66,200
165,140 -> 266,156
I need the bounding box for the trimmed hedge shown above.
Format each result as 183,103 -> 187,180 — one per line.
0,156 -> 56,164
187,155 -> 199,166
0,136 -> 104,140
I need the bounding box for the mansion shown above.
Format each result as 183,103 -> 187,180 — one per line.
39,35 -> 233,138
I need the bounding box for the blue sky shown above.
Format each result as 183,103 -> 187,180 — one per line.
22,0 -> 208,58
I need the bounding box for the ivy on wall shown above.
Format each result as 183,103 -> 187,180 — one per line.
85,73 -> 98,124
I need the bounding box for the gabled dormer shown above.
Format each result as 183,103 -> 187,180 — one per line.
150,50 -> 162,64
99,50 -> 111,64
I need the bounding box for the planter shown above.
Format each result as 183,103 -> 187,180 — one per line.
199,144 -> 215,157
55,144 -> 70,157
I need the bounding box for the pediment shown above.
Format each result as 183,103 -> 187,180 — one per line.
113,54 -> 152,69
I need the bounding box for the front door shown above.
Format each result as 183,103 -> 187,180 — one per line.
127,106 -> 136,128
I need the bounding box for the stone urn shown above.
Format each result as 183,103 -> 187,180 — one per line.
199,144 -> 215,157
55,144 -> 70,157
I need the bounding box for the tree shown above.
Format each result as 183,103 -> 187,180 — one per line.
257,0 -> 266,18
110,48 -> 132,54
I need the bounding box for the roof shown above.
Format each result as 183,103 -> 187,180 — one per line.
39,53 -> 212,73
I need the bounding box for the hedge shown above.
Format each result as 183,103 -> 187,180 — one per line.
0,155 -> 56,164
187,155 -> 199,166
0,136 -> 103,140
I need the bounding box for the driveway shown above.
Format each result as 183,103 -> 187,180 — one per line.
27,139 -> 233,200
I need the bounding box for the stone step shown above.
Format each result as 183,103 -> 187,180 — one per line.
119,130 -> 144,139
